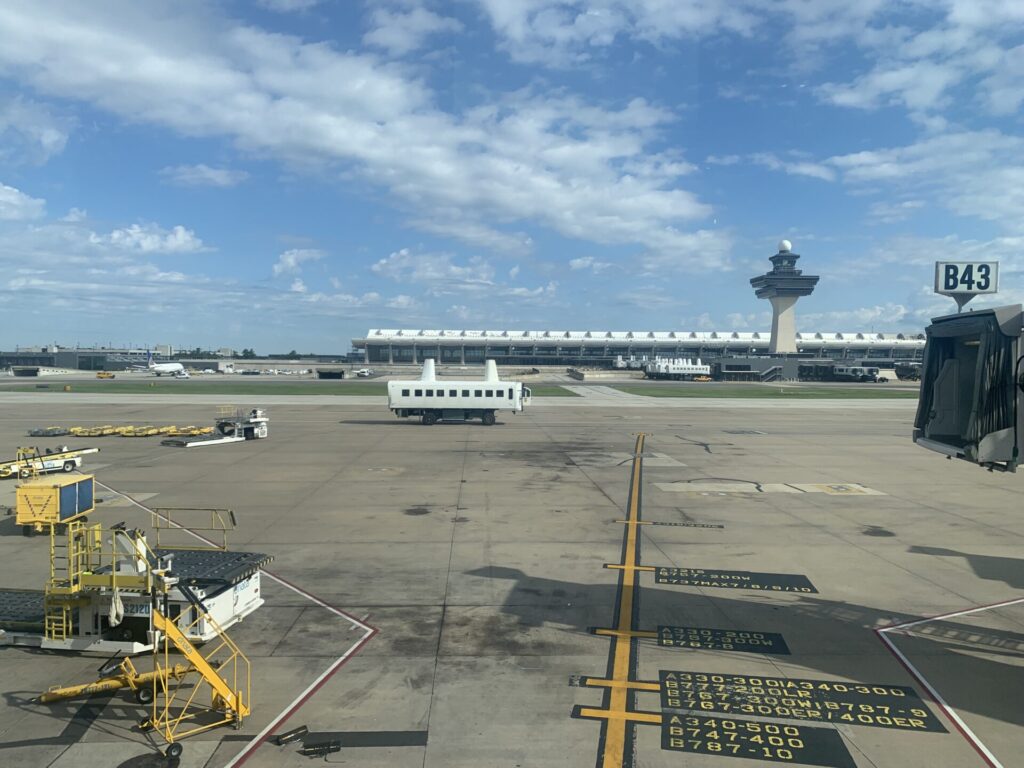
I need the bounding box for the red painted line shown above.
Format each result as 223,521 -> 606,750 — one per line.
875,628 -> 1001,767
876,596 -> 1024,633
222,625 -> 379,768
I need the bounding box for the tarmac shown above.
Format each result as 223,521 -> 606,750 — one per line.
0,394 -> 1021,768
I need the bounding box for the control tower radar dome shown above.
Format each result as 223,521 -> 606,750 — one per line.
778,239 -> 792,253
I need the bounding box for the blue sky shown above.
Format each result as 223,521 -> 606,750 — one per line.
0,0 -> 1022,352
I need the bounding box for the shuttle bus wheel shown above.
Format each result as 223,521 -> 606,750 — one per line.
423,412 -> 438,426
481,411 -> 496,426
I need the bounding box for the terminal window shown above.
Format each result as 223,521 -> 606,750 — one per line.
402,389 -> 410,396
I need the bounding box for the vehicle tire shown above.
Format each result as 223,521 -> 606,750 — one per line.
423,412 -> 438,426
166,742 -> 183,759
63,461 -> 75,472
136,687 -> 154,705
19,468 -> 30,478
481,411 -> 496,426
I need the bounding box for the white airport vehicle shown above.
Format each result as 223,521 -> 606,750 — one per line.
387,359 -> 531,425
355,368 -> 374,377
133,352 -> 185,377
643,357 -> 711,381
174,371 -> 190,379
0,446 -> 100,479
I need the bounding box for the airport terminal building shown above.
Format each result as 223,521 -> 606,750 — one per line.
353,329 -> 926,368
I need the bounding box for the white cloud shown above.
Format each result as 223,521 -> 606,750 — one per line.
329,276 -> 342,289
160,163 -> 249,187
750,153 -> 836,182
827,130 -> 1024,229
371,248 -> 495,287
509,265 -> 520,279
90,223 -> 205,253
569,256 -> 613,273
256,0 -> 322,12
473,0 -> 757,67
290,277 -> 307,293
387,294 -> 417,309
706,154 -> 741,166
448,304 -> 472,321
0,182 -> 45,220
61,207 -> 87,222
0,6 -> 721,266
273,248 -> 324,276
364,3 -> 463,56
800,303 -> 910,328
867,199 -> 925,223
0,96 -> 71,164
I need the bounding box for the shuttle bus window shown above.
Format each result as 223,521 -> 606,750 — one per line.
415,389 -> 422,396
474,389 -> 482,397
402,389 -> 410,396
437,389 -> 444,397
485,389 -> 493,397
449,389 -> 457,397
462,389 -> 470,397
508,388 -> 513,399
426,390 -> 434,397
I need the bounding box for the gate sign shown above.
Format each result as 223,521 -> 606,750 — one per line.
934,262 -> 998,295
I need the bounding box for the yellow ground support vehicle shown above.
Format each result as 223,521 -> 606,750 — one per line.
95,371 -> 115,379
0,446 -> 99,480
15,474 -> 95,535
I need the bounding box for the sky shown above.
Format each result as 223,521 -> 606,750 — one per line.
0,0 -> 1022,353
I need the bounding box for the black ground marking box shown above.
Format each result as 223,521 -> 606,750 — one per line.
658,626 -> 790,655
656,567 -> 818,593
651,521 -> 725,529
662,713 -> 855,768
660,671 -> 946,733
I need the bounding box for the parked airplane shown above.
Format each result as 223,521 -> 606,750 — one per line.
133,352 -> 185,377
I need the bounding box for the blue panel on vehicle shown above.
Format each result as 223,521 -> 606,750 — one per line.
60,484 -> 77,520
77,478 -> 93,512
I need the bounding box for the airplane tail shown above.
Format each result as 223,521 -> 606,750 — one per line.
146,351 -> 155,369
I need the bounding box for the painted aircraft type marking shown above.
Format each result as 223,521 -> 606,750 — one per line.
657,626 -> 790,655
660,671 -> 946,733
662,713 -> 856,768
655,567 -> 818,593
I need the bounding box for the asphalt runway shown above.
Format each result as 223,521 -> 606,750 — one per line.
0,398 -> 1020,768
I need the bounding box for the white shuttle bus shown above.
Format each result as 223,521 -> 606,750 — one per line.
387,359 -> 531,425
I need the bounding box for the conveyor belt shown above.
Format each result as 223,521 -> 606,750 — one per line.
0,588 -> 45,631
153,549 -> 272,586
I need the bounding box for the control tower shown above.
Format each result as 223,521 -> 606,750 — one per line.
750,240 -> 819,354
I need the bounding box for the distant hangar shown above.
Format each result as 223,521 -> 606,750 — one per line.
353,329 -> 925,367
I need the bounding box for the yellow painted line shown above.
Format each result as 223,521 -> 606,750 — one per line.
593,628 -> 657,639
614,519 -> 651,525
584,679 -> 661,692
601,432 -> 645,768
604,564 -> 655,572
579,707 -> 663,725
